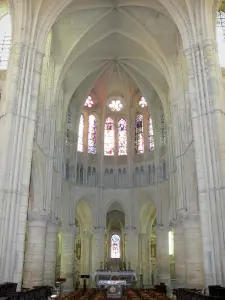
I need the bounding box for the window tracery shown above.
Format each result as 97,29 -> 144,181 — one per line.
104,117 -> 115,155
0,14 -> 11,70
111,234 -> 120,258
118,118 -> 127,155
88,114 -> 97,154
77,114 -> 84,152
217,11 -> 225,67
84,96 -> 94,108
135,114 -> 144,154
148,115 -> 154,151
108,99 -> 123,112
139,96 -> 147,108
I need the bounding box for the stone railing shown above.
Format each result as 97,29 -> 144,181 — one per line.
64,160 -> 168,189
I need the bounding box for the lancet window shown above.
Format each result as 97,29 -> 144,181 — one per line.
161,112 -> 166,144
217,11 -> 225,67
77,114 -> 84,152
111,234 -> 120,258
0,14 -> 11,70
148,115 -> 154,151
88,114 -> 97,154
104,117 -> 115,156
135,114 -> 144,154
118,118 -> 127,156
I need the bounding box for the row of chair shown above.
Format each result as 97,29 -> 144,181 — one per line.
173,288 -> 225,300
126,288 -> 169,300
55,288 -> 104,300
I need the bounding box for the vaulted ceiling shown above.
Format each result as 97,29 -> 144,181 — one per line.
52,0 -> 181,113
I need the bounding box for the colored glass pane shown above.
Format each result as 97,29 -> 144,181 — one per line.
0,14 -> 11,70
84,96 -> 94,107
88,114 -> 97,154
135,115 -> 144,154
148,115 -> 154,151
111,234 -> 120,258
77,114 -> 84,152
118,118 -> 127,155
104,117 -> 114,155
217,11 -> 225,67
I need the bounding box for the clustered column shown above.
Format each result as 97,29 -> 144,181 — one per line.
60,226 -> 76,292
156,225 -> 170,286
23,214 -> 47,288
43,221 -> 59,286
23,214 -> 59,289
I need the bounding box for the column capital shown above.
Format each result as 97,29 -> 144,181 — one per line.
93,226 -> 106,235
125,226 -> 137,234
178,210 -> 200,229
60,225 -> 78,234
28,210 -> 50,221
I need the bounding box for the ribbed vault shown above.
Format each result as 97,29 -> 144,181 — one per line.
50,0 -> 182,115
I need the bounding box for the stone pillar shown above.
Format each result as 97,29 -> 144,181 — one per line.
23,216 -> 47,288
139,233 -> 149,285
0,41 -> 44,287
184,39 -> 225,286
182,213 -> 204,288
125,227 -> 138,274
43,221 -> 59,286
60,226 -> 76,292
173,221 -> 186,287
92,228 -> 105,273
156,225 -> 170,286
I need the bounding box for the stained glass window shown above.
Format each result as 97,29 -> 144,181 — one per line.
148,115 -> 154,151
111,234 -> 120,258
104,117 -> 115,156
77,114 -> 84,152
139,96 -> 147,108
108,99 -> 123,112
135,114 -> 144,154
217,11 -> 225,67
88,114 -> 97,154
118,118 -> 127,155
66,110 -> 71,146
161,112 -> 166,144
0,14 -> 11,70
84,96 -> 94,107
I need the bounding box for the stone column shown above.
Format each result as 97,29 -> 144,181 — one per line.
182,213 -> 204,288
23,215 -> 47,288
125,227 -> 138,274
156,225 -> 170,286
139,233 -> 149,285
43,220 -> 59,286
92,228 -> 105,273
184,39 -> 225,286
173,221 -> 186,287
60,226 -> 76,292
0,41 -> 44,287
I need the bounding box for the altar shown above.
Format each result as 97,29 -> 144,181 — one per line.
93,270 -> 137,287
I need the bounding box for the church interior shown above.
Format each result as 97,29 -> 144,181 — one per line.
0,0 -> 225,299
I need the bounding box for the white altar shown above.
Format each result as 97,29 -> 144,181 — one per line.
93,270 -> 137,287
